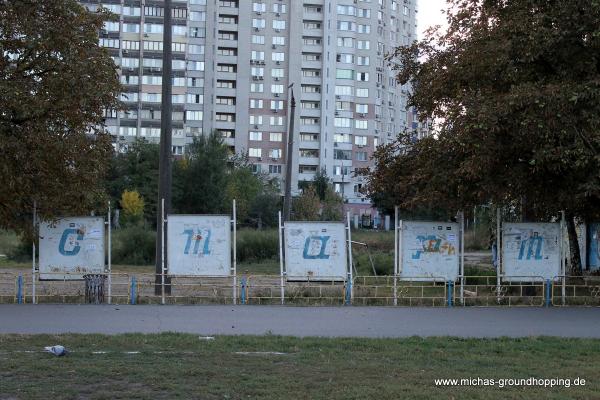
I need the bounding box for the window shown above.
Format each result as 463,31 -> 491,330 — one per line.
188,77 -> 204,88
123,6 -> 140,16
334,149 -> 352,160
119,127 -> 137,136
252,18 -> 266,28
173,25 -> 186,36
357,40 -> 370,50
250,99 -> 263,108
356,151 -> 368,161
303,53 -> 321,61
336,69 -> 354,79
335,86 -> 353,96
270,116 -> 284,126
252,35 -> 265,44
249,131 -> 263,141
355,120 -> 368,129
123,23 -> 140,33
272,36 -> 285,45
249,115 -> 263,125
334,133 -> 351,143
143,41 -> 163,51
122,58 -> 139,68
249,148 -> 262,158
187,94 -> 203,104
300,149 -> 319,158
271,84 -> 284,94
218,47 -> 237,56
270,132 -> 283,142
219,31 -> 238,40
120,75 -> 139,85
272,68 -> 284,78
190,27 -> 205,38
99,38 -> 119,48
251,67 -> 264,76
216,113 -> 235,122
356,88 -> 369,97
252,2 -> 266,12
187,61 -> 205,71
272,20 -> 286,30
269,149 -> 282,159
186,111 -> 203,121
301,101 -> 320,109
299,165 -> 318,173
355,135 -> 368,146
334,118 -> 351,128
300,133 -> 319,141
337,5 -> 357,15
122,40 -> 139,50
273,3 -> 286,13
358,24 -> 370,33
271,100 -> 283,110
301,117 -> 319,125
302,85 -> 321,93
356,104 -> 369,113
250,83 -> 264,92
303,21 -> 321,29
337,53 -> 354,63
269,165 -> 282,174
172,42 -> 186,52
251,51 -> 265,60
120,92 -> 137,102
190,11 -> 206,21
217,64 -> 236,73
144,23 -> 163,34
218,129 -> 235,138
189,45 -> 204,55
217,80 -> 236,89
357,56 -> 370,66
337,37 -> 354,47
216,97 -> 236,106
302,69 -> 320,77
272,52 -> 285,62
357,72 -> 369,81
303,37 -> 321,45
219,15 -> 238,24
337,21 -> 356,31
103,21 -> 119,32
142,75 -> 162,85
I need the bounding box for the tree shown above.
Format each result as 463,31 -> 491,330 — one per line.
292,186 -> 321,221
172,132 -> 229,214
107,140 -> 159,225
367,0 -> 600,273
0,1 -> 121,236
120,190 -> 145,227
225,166 -> 263,223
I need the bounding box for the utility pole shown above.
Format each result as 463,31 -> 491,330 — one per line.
155,0 -> 173,295
283,84 -> 296,222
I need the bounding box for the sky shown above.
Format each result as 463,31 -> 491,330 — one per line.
417,0 -> 450,39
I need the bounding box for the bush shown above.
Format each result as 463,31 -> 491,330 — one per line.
353,251 -> 394,276
236,229 -> 278,263
7,235 -> 33,262
112,227 -> 156,265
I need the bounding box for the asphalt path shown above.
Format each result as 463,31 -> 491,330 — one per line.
1,305 -> 600,338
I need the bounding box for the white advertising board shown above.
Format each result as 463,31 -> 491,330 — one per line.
39,217 -> 105,280
284,222 -> 347,281
502,222 -> 561,281
167,215 -> 231,276
399,221 -> 460,281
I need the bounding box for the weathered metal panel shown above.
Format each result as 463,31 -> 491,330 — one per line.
399,221 -> 459,281
284,222 -> 347,281
39,217 -> 105,280
167,215 -> 231,276
502,222 -> 561,281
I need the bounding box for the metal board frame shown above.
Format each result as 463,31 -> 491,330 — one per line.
166,215 -> 232,277
502,222 -> 561,282
283,221 -> 349,281
38,217 -> 105,280
397,220 -> 461,281
589,223 -> 600,271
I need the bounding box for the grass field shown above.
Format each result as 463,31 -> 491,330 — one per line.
1,334 -> 598,399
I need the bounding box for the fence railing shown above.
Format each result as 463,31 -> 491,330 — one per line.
1,272 -> 599,307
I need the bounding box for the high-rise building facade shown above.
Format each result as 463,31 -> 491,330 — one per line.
83,0 -> 418,215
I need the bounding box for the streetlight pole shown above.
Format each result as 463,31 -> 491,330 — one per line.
283,84 -> 295,222
155,0 -> 173,295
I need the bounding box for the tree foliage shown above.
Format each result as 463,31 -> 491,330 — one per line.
120,190 -> 144,224
0,0 -> 121,235
366,0 -> 600,271
293,171 -> 344,221
172,132 -> 230,215
107,140 -> 159,224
